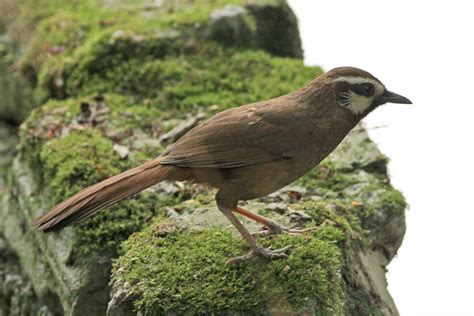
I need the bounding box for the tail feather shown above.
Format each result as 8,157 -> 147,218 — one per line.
34,158 -> 168,232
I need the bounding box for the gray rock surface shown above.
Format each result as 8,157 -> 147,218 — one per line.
0,237 -> 54,316
1,157 -> 112,315
206,0 -> 303,58
0,10 -> 34,124
246,0 -> 303,58
206,5 -> 254,46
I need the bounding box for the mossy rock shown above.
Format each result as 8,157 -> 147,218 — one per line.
9,0 -> 302,104
1,0 -> 302,121
111,220 -> 344,315
0,0 -> 406,315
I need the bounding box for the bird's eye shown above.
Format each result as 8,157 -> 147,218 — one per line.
353,83 -> 375,97
364,84 -> 374,96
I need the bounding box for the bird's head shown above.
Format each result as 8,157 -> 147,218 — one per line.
323,67 -> 412,117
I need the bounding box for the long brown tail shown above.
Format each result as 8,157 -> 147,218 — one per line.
34,157 -> 169,232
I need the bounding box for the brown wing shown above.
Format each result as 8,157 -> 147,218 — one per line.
160,98 -> 305,169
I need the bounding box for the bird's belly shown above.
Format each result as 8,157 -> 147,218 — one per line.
216,155 -> 319,200
184,142 -> 334,201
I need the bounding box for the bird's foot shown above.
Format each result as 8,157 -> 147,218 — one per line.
225,244 -> 293,265
257,221 -> 318,237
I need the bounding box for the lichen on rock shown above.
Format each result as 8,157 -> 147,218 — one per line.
0,0 -> 406,315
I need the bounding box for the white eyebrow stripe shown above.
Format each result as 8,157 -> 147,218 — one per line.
333,76 -> 380,86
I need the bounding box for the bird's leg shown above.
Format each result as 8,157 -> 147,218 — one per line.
233,206 -> 317,237
217,203 -> 292,265
233,206 -> 285,234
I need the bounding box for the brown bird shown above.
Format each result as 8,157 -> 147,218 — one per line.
34,67 -> 411,263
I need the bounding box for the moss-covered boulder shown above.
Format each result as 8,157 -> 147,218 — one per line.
0,0 -> 406,315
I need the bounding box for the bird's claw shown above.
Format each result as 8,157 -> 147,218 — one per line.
255,222 -> 318,237
225,244 -> 293,265
286,226 -> 319,234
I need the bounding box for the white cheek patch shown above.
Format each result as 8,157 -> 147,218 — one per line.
333,76 -> 385,115
349,92 -> 372,114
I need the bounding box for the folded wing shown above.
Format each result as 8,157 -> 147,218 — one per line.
160,100 -> 303,169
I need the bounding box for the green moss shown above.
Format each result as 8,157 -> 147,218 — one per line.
18,98 -> 79,179
36,128 -> 180,256
40,130 -> 123,202
18,94 -> 178,255
114,219 -> 344,315
355,185 -> 407,221
378,188 -> 406,215
294,199 -> 360,236
295,156 -> 408,252
62,41 -> 320,111
19,93 -> 167,150
17,94 -> 165,254
19,0 -> 308,103
73,193 -> 172,257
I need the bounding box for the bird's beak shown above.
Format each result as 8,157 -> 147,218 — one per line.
378,90 -> 412,104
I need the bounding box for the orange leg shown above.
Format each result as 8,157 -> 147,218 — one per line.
233,206 -> 285,233
233,206 -> 317,236
216,204 -> 292,265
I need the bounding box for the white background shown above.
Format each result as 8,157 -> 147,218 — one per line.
288,1 -> 474,315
